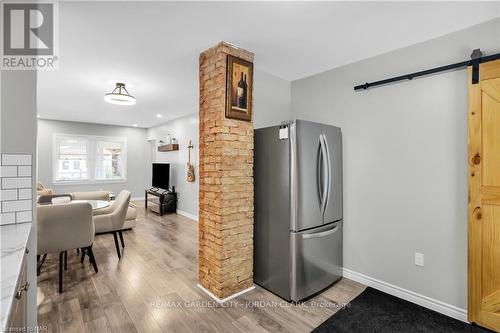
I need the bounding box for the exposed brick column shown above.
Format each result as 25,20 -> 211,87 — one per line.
198,42 -> 254,299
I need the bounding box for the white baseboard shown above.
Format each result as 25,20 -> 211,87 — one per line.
131,196 -> 143,202
342,268 -> 468,322
197,283 -> 255,304
176,209 -> 198,222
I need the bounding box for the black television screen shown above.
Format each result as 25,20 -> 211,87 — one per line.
152,163 -> 170,190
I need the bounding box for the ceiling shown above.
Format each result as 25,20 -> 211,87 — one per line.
37,1 -> 500,128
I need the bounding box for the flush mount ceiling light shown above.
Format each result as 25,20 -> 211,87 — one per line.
104,82 -> 136,105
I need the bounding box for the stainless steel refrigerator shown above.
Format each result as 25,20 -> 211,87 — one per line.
254,120 -> 343,302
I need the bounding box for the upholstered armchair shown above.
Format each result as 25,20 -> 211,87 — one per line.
71,190 -> 138,228
92,190 -> 131,259
37,201 -> 97,293
124,202 -> 137,229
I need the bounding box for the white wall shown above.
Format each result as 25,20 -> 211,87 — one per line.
37,119 -> 150,199
291,18 -> 500,313
253,69 -> 291,129
147,67 -> 291,219
1,72 -> 37,153
1,70 -> 38,329
147,113 -> 199,219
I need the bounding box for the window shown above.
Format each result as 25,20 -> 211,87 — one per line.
54,136 -> 89,181
96,140 -> 125,180
53,134 -> 126,183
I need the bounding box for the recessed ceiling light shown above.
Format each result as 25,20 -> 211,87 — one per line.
104,82 -> 136,106
37,115 -> 40,118
156,114 -> 163,118
133,124 -> 138,127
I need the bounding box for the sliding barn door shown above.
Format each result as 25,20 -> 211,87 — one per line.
468,59 -> 500,330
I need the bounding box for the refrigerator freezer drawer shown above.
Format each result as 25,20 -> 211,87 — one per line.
290,221 -> 343,301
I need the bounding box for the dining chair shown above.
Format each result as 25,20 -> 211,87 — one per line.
92,190 -> 131,259
37,201 -> 97,293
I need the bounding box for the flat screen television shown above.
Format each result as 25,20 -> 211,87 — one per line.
152,163 -> 170,190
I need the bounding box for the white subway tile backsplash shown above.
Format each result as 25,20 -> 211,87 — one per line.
17,166 -> 31,177
2,200 -> 31,213
0,166 -> 17,177
18,188 -> 32,200
0,153 -> 33,225
16,211 -> 32,223
0,213 -> 16,225
1,154 -> 31,166
2,177 -> 31,189
0,189 -> 18,201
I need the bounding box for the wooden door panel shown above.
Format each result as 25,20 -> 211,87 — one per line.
483,289 -> 500,313
482,311 -> 500,330
482,205 -> 500,298
483,187 -> 500,205
482,88 -> 500,187
482,62 -> 500,82
482,80 -> 500,102
469,60 -> 500,331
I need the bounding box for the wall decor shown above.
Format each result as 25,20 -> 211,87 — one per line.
158,144 -> 179,152
225,55 -> 253,121
187,140 -> 195,182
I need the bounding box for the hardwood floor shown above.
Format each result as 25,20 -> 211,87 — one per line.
37,202 -> 365,333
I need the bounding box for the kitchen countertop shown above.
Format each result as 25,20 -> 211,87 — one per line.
0,222 -> 32,331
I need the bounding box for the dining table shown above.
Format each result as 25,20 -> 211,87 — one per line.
72,199 -> 111,211
37,199 -> 111,218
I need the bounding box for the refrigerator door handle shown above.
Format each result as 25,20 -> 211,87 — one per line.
290,123 -> 298,231
323,133 -> 332,213
316,136 -> 323,210
319,134 -> 328,214
302,224 -> 339,239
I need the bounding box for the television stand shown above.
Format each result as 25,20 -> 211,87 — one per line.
145,188 -> 176,216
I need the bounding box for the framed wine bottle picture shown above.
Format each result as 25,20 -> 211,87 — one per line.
225,55 -> 253,121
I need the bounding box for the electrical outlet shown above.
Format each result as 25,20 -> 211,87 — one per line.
415,252 -> 424,267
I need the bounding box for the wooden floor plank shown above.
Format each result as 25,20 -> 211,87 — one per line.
58,298 -> 86,333
37,201 -> 364,333
233,315 -> 269,333
84,317 -> 112,333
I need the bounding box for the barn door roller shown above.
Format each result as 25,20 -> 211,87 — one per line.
470,49 -> 482,84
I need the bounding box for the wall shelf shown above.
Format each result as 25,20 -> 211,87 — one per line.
158,144 -> 179,152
